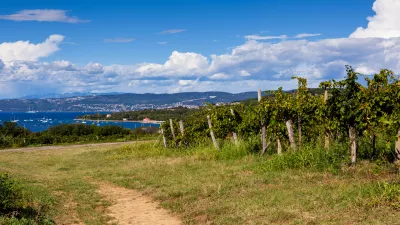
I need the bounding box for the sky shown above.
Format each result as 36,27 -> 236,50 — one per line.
0,0 -> 399,98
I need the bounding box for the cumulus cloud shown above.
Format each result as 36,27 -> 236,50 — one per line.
0,59 -> 4,70
0,35 -> 64,62
159,29 -> 186,34
350,0 -> 400,38
209,73 -> 230,80
2,0 -> 400,98
135,51 -> 209,77
0,9 -> 88,23
84,62 -> 104,74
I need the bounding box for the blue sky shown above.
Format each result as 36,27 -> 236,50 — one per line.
0,0 -> 399,98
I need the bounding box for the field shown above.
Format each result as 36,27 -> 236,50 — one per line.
0,141 -> 399,224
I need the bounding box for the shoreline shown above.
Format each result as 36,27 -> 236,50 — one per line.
75,119 -> 164,124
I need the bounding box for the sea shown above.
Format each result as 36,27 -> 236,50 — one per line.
0,112 -> 160,132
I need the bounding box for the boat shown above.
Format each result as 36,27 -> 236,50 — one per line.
26,107 -> 37,114
11,115 -> 19,123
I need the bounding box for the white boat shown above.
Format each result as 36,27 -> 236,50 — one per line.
26,107 -> 37,113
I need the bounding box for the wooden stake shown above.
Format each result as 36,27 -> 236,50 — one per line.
161,128 -> 167,148
169,119 -> 176,139
257,89 -> 262,102
298,112 -> 302,150
258,89 -> 267,152
395,131 -> 400,173
261,139 -> 271,155
396,130 -> 400,161
207,115 -> 219,150
324,89 -> 330,149
324,89 -> 328,103
179,120 -> 185,136
277,137 -> 282,155
286,120 -> 297,151
261,126 -> 267,152
349,126 -> 356,164
230,108 -> 238,145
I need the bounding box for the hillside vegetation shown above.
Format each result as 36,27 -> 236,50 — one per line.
0,122 -> 156,149
78,107 -> 197,121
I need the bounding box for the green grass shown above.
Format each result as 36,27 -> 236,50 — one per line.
0,141 -> 399,224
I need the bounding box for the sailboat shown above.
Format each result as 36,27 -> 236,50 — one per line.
26,107 -> 37,114
11,115 -> 19,123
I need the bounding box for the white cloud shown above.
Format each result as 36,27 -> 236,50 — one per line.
295,33 -> 321,38
3,0 -> 400,98
245,35 -> 288,40
0,9 -> 88,23
157,42 -> 168,45
0,35 -> 64,62
240,70 -> 251,77
159,29 -> 186,34
0,59 -> 4,70
209,73 -> 230,80
104,38 -> 135,43
84,62 -> 104,74
350,0 -> 400,38
135,51 -> 209,77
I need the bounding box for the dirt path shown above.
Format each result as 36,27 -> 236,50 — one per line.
0,141 -> 151,153
96,182 -> 181,225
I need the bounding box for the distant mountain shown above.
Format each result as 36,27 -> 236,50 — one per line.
0,91 -> 267,112
20,92 -> 128,99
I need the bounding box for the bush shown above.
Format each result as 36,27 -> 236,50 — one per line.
0,173 -> 24,214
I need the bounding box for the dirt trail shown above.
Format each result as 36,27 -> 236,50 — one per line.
0,141 -> 149,153
96,182 -> 181,225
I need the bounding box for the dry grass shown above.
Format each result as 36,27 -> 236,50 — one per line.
0,142 -> 399,224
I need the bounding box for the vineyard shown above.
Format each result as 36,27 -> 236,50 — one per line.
161,66 -> 400,166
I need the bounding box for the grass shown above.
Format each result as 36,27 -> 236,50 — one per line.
0,141 -> 399,224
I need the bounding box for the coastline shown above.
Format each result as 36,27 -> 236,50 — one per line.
75,119 -> 164,124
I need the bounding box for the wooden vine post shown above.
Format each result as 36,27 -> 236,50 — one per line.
258,89 -> 267,153
286,120 -> 297,151
207,115 -> 219,150
169,119 -> 176,139
161,128 -> 167,148
395,130 -> 400,172
349,126 -> 356,164
230,108 -> 238,145
324,89 -> 330,148
277,138 -> 282,155
179,120 -> 185,136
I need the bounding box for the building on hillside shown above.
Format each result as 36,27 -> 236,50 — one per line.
143,117 -> 151,122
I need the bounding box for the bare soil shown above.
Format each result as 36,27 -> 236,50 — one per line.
95,182 -> 181,225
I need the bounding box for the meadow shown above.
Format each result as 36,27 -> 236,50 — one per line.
1,141 -> 399,224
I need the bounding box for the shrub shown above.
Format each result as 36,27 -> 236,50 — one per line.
0,173 -> 24,214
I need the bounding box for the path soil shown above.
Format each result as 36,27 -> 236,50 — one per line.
0,141 -> 149,153
96,182 -> 181,225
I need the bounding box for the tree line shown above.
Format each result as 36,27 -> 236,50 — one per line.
0,122 -> 157,149
77,107 -> 197,121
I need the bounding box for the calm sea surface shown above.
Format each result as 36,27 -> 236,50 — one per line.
0,112 -> 159,132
